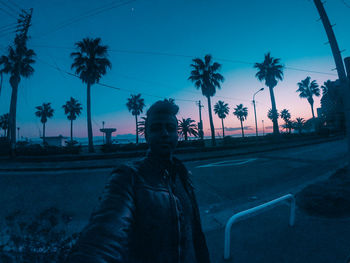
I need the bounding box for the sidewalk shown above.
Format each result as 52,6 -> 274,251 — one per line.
0,136 -> 343,172
204,206 -> 350,263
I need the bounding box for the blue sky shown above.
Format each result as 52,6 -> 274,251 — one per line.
0,0 -> 349,139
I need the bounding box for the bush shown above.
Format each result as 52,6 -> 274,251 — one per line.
0,137 -> 10,155
14,143 -> 82,156
222,136 -> 236,146
0,207 -> 79,262
177,139 -> 204,148
101,143 -> 149,153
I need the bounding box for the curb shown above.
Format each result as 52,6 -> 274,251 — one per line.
0,136 -> 343,172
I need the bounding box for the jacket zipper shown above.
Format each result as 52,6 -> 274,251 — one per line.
164,169 -> 181,263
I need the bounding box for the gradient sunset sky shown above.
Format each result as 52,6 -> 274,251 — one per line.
0,0 -> 349,139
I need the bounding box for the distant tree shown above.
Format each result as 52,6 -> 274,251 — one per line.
0,35 -> 36,151
233,104 -> 248,138
293,117 -> 305,135
126,94 -> 145,144
320,80 -> 344,130
267,108 -> 279,122
280,109 -> 291,133
297,76 -> 320,120
35,103 -> 54,145
62,97 -> 83,142
0,113 -> 9,137
189,54 -> 224,146
254,52 -> 283,135
71,37 -> 111,152
214,100 -> 229,138
178,118 -> 198,141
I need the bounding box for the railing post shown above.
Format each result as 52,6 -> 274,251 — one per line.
223,194 -> 295,261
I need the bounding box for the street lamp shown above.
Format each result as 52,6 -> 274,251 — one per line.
253,88 -> 264,137
262,120 -> 265,136
102,121 -> 105,144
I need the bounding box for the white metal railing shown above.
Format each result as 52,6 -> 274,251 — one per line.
224,194 -> 295,260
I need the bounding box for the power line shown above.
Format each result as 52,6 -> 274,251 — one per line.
0,25 -> 18,34
341,0 -> 350,8
0,6 -> 17,18
34,0 -> 135,39
0,0 -> 19,16
0,22 -> 17,30
36,57 -> 197,103
7,0 -> 23,12
31,44 -> 338,77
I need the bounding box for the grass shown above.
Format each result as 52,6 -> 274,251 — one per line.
296,166 -> 350,218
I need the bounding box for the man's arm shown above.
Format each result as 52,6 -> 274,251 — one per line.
66,165 -> 136,263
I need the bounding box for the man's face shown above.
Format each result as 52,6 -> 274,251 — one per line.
145,113 -> 178,157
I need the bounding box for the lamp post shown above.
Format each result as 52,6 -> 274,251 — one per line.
102,121 -> 105,144
17,127 -> 20,142
253,88 -> 264,137
262,120 -> 265,136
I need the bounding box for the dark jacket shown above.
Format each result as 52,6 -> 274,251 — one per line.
67,156 -> 210,263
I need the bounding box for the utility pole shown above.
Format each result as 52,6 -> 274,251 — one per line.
17,127 -> 20,142
313,0 -> 346,82
102,121 -> 105,144
196,100 -> 204,140
343,57 -> 350,162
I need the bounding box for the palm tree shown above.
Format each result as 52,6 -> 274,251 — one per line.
71,37 -> 111,152
294,117 -> 305,135
254,52 -> 284,135
0,113 -> 9,137
297,76 -> 320,120
62,97 -> 83,142
189,54 -> 224,146
0,35 -> 35,151
126,94 -> 145,144
233,104 -> 248,138
35,103 -> 54,145
214,100 -> 229,138
280,109 -> 291,133
178,118 -> 198,141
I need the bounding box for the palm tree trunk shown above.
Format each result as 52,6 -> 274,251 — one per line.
9,75 -> 20,155
268,86 -> 279,135
240,119 -> 245,138
310,102 -> 315,119
43,122 -> 46,145
135,115 -> 139,144
207,96 -> 216,146
70,119 -> 73,142
185,132 -> 188,141
221,118 -> 225,138
87,82 -> 94,152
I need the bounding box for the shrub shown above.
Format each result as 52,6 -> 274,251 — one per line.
0,207 -> 79,262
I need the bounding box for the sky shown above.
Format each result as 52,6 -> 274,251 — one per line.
0,0 -> 349,140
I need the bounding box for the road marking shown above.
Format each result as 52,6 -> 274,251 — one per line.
195,158 -> 258,168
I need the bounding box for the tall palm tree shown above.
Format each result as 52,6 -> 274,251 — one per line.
189,54 -> 224,146
233,104 -> 248,138
214,100 -> 229,138
126,94 -> 145,144
0,113 -> 9,137
35,103 -> 54,145
297,76 -> 320,120
0,35 -> 35,151
280,109 -> 291,133
178,118 -> 198,141
254,52 -> 284,135
267,108 -> 280,133
62,97 -> 83,142
71,37 -> 111,152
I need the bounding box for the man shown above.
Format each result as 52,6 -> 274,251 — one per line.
67,99 -> 210,263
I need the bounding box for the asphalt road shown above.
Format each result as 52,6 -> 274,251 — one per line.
0,139 -> 347,234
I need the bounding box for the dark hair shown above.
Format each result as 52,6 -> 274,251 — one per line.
145,99 -> 179,134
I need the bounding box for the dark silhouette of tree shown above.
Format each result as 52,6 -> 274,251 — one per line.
280,109 -> 291,133
267,109 -> 280,134
254,52 -> 283,135
189,54 -> 224,146
293,117 -> 305,135
0,113 -> 9,137
0,35 -> 35,151
126,94 -> 145,144
214,100 -> 229,138
320,79 -> 344,130
297,76 -> 320,120
178,118 -> 198,141
35,103 -> 54,145
62,97 -> 83,142
71,37 -> 111,152
233,104 -> 248,138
